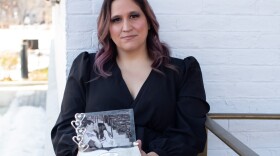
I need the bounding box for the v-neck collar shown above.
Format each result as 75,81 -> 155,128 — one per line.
114,61 -> 153,104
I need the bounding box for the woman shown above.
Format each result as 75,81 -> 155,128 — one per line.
51,0 -> 210,156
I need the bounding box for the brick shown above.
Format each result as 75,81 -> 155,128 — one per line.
227,16 -> 280,32
207,99 -> 251,113
207,149 -> 239,156
248,132 -> 280,148
92,0 -> 103,15
249,99 -> 280,113
176,15 -> 230,32
257,0 -> 280,15
67,32 -> 93,50
226,150 -> 239,156
225,50 -> 280,66
148,0 -> 203,14
67,15 -> 97,32
172,49 -> 231,65
229,120 -> 280,132
254,33 -> 280,49
177,15 -> 280,32
172,49 -> 280,66
207,150 -> 230,156
204,82 -> 280,98
254,149 -> 275,156
160,32 -> 260,49
202,66 -> 280,82
270,148 -> 280,156
66,51 -> 85,76
156,15 -> 177,32
67,0 -> 92,15
204,82 -> 227,99
203,0 -> 257,15
208,99 -> 280,114
91,31 -> 99,50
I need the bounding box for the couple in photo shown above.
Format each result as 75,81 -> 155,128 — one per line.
82,118 -> 117,150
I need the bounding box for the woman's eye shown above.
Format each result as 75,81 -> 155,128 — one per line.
130,14 -> 140,19
111,17 -> 121,23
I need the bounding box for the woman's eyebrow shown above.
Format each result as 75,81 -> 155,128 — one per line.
111,10 -> 140,17
111,14 -> 120,18
130,11 -> 140,14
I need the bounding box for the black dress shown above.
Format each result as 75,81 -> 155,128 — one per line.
51,52 -> 210,156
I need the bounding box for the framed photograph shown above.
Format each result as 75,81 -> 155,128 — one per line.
71,109 -> 137,153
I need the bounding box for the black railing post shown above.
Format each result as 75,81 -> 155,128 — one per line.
20,41 -> 28,79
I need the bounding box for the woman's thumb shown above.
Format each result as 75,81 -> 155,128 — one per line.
135,140 -> 142,149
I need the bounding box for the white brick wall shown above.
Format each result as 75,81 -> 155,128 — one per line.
63,0 -> 280,155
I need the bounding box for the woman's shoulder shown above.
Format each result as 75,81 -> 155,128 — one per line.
73,51 -> 96,63
68,51 -> 97,80
71,52 -> 96,70
169,56 -> 200,71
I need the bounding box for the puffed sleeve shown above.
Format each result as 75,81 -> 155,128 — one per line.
51,52 -> 93,156
149,57 -> 210,156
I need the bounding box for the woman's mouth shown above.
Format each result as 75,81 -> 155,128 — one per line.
121,35 -> 137,40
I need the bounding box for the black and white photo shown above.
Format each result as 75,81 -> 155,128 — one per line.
72,109 -> 136,152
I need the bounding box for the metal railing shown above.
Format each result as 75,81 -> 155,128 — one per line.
209,113 -> 280,120
199,113 -> 280,156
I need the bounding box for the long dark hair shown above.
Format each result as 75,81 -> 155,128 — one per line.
95,0 -> 175,77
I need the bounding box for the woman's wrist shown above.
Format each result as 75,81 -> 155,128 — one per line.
147,152 -> 159,156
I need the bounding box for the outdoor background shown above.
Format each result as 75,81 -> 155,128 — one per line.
0,0 -> 280,156
0,0 -> 51,156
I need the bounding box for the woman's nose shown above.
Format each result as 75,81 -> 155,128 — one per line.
122,19 -> 132,32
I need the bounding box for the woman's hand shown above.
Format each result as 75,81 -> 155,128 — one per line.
136,140 -> 159,156
147,152 -> 159,156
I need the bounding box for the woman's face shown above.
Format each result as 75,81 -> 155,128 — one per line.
109,0 -> 149,54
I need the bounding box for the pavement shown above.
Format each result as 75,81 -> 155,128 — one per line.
0,81 -> 48,115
